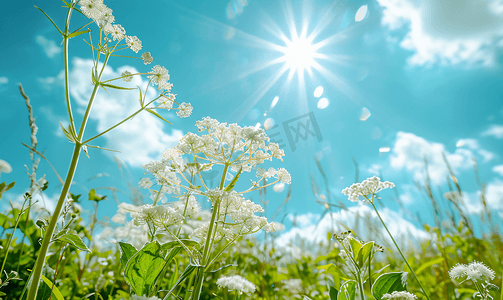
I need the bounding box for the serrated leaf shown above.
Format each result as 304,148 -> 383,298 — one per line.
371,272 -> 407,300
40,275 -> 65,300
224,166 -> 242,192
56,232 -> 91,252
125,241 -> 166,297
337,280 -> 356,300
67,29 -> 90,39
146,108 -> 172,125
119,242 -> 138,269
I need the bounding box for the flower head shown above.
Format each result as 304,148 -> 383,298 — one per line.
148,65 -> 171,90
216,275 -> 256,294
381,291 -> 417,300
121,70 -> 133,82
342,176 -> 394,202
449,261 -> 495,283
142,52 -> 153,65
176,102 -> 193,118
104,24 -> 126,41
126,36 -> 142,53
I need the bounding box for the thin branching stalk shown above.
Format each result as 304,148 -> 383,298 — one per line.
367,197 -> 431,300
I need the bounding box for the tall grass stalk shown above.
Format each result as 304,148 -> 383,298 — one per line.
366,196 -> 431,300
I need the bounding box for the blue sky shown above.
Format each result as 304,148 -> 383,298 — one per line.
1,0 -> 503,245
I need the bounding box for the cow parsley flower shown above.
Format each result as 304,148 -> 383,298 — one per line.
158,93 -> 175,109
126,36 -> 142,53
121,70 -> 133,82
176,102 -> 193,118
142,52 -> 153,65
342,176 -> 394,202
449,261 -> 495,283
381,291 -> 417,300
216,275 -> 256,294
104,23 -> 126,41
148,65 -> 170,87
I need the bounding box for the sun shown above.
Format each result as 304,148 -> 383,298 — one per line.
282,35 -> 316,73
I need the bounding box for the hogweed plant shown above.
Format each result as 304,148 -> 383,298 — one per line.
27,0 -> 192,299
115,117 -> 290,299
341,176 -> 430,300
332,231 -> 418,300
449,261 -> 497,300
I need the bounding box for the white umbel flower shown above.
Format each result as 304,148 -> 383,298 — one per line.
216,275 -> 256,294
381,291 -> 417,299
342,176 -> 394,202
449,261 -> 495,283
126,36 -> 142,53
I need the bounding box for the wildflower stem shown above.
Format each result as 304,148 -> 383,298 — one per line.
368,199 -> 431,300
28,29 -> 108,300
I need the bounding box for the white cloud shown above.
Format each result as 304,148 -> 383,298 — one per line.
0,76 -> 8,84
390,132 -> 479,184
493,164 -> 503,176
367,163 -> 383,175
276,205 -> 429,251
485,179 -> 503,211
64,57 -> 183,167
376,0 -> 503,66
36,35 -> 62,58
482,124 -> 503,138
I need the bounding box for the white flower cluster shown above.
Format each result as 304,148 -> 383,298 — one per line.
116,195 -> 201,231
342,176 -> 395,202
79,0 -> 182,101
216,275 -> 256,294
173,117 -> 286,173
381,291 -> 417,300
449,261 -> 495,283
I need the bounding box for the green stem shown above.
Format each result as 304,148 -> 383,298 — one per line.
26,144 -> 82,300
369,200 -> 431,300
191,164 -> 229,300
63,2 -> 75,132
27,42 -> 108,300
82,98 -> 155,145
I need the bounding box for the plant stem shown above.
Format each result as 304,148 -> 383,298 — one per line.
26,48 -> 107,300
191,164 -> 229,300
369,201 -> 431,300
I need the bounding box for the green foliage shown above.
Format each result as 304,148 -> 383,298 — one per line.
371,272 -> 407,300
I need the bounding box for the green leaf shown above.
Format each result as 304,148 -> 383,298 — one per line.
125,241 -> 167,297
0,181 -> 15,200
55,231 -> 91,252
329,286 -> 338,300
67,29 -> 90,39
100,83 -> 136,90
371,272 -> 407,300
337,280 -> 356,300
162,264 -> 197,300
415,256 -> 444,274
348,238 -> 362,260
224,166 -> 242,192
35,6 -> 63,36
146,108 -> 172,125
40,275 -> 65,300
356,241 -> 374,269
60,122 -> 77,144
88,188 -> 107,202
119,242 -> 138,269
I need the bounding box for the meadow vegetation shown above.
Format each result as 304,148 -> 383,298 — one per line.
0,1 -> 501,299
